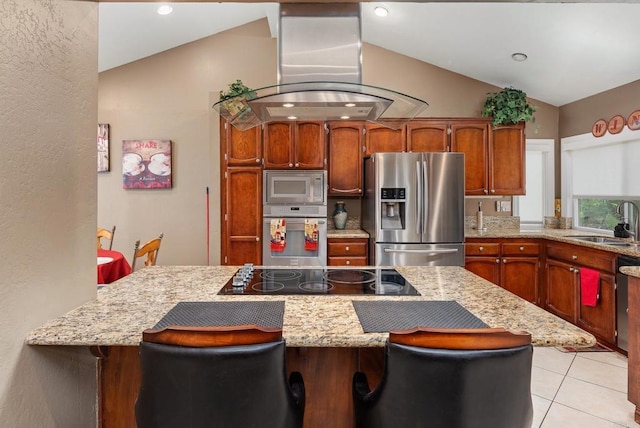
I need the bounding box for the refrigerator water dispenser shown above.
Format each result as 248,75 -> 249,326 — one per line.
381,188 -> 405,230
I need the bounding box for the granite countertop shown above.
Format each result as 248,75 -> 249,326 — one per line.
465,227 -> 640,258
621,266 -> 640,279
327,229 -> 369,239
26,265 -> 595,348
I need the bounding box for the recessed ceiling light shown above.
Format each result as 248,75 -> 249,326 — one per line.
340,115 -> 350,120
287,116 -> 297,120
374,6 -> 389,17
157,5 -> 173,15
283,103 -> 295,108
511,52 -> 528,62
345,103 -> 356,107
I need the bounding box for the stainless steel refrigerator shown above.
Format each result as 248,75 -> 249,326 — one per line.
362,152 -> 465,266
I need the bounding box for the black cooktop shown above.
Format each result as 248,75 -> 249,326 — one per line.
218,268 -> 420,296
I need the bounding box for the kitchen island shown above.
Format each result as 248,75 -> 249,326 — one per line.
27,265 -> 595,427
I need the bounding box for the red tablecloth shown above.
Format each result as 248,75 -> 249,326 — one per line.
98,249 -> 132,285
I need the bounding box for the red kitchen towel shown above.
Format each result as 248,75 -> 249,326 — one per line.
580,267 -> 600,307
304,219 -> 318,251
270,219 -> 286,252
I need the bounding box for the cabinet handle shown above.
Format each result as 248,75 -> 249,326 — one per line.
255,159 -> 260,163
495,258 -> 500,264
490,189 -> 496,194
345,246 -> 350,252
569,267 -> 574,272
331,188 -> 360,193
572,255 -> 578,260
502,258 -> 507,263
346,260 -> 351,265
479,246 -> 484,251
295,162 -> 300,167
483,189 -> 489,194
519,246 -> 524,251
256,237 -> 260,242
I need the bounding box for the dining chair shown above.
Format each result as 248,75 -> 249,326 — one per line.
97,225 -> 116,250
352,327 -> 533,428
135,324 -> 306,428
131,233 -> 163,271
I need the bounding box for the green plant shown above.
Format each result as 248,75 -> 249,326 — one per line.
481,87 -> 536,127
219,79 -> 256,101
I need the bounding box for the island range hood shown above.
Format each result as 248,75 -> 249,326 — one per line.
213,3 -> 429,131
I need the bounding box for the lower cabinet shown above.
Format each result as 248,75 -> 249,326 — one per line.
465,239 -> 540,305
328,238 -> 368,266
545,242 -> 617,345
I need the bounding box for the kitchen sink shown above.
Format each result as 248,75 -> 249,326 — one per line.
567,235 -> 633,246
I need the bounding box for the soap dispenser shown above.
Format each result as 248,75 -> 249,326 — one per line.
476,201 -> 485,231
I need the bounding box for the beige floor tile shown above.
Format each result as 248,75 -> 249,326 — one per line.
541,402 -> 624,428
532,395 -> 552,428
578,351 -> 628,369
533,347 -> 575,375
567,356 -> 627,393
532,366 -> 565,400
554,377 -> 637,426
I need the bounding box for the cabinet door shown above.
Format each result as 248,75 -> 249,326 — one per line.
465,257 -> 500,285
545,258 -> 577,323
222,119 -> 263,166
406,120 -> 449,152
223,167 -> 262,265
501,257 -> 539,304
490,122 -> 525,195
577,270 -> 616,343
264,122 -> 293,168
327,122 -> 364,196
294,121 -> 326,169
450,121 -> 490,195
364,123 -> 406,156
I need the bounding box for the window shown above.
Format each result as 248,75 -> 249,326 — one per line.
562,128 -> 640,234
514,139 -> 554,228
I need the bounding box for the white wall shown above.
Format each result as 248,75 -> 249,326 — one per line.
0,1 -> 97,425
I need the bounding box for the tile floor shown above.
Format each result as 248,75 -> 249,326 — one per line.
532,346 -> 639,427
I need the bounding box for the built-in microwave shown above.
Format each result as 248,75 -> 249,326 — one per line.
263,170 -> 327,206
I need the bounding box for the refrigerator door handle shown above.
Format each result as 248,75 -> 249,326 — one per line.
422,159 -> 428,235
416,160 -> 422,235
383,248 -> 459,254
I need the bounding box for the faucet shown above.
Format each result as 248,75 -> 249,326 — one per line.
616,201 -> 640,243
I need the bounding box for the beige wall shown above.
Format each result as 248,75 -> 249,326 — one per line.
0,1 -> 97,426
98,18 -> 558,265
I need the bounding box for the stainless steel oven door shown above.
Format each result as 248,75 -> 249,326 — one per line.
263,218 -> 327,266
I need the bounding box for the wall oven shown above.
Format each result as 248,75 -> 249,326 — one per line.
263,171 -> 328,266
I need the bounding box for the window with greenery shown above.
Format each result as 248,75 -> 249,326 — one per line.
576,198 -> 640,231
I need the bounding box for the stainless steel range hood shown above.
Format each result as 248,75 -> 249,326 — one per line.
213,4 -> 428,131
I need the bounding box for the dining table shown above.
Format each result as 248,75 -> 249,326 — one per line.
97,249 -> 132,285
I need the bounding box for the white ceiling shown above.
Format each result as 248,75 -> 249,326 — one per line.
98,2 -> 640,107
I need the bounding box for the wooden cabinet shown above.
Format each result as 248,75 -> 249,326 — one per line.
328,237 -> 368,266
220,118 -> 262,265
363,123 -> 406,156
627,275 -> 640,423
490,123 -> 526,195
406,120 -> 448,152
449,120 -> 491,195
263,121 -> 326,169
465,239 -> 540,305
327,121 -> 364,196
221,119 -> 262,166
545,242 -> 617,343
221,167 -> 262,265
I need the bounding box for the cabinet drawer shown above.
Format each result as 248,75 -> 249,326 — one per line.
328,239 -> 367,257
546,243 -> 616,273
502,242 -> 540,256
465,243 -> 500,256
328,257 -> 368,266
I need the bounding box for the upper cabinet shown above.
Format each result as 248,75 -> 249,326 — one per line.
221,119 -> 262,166
363,123 -> 406,156
327,121 -> 365,196
263,121 -> 326,169
449,120 -> 492,194
489,122 -> 526,195
406,120 -> 449,152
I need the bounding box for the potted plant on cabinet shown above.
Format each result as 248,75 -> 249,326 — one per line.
481,86 -> 536,128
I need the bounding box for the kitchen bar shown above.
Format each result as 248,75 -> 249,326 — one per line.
27,265 -> 595,427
